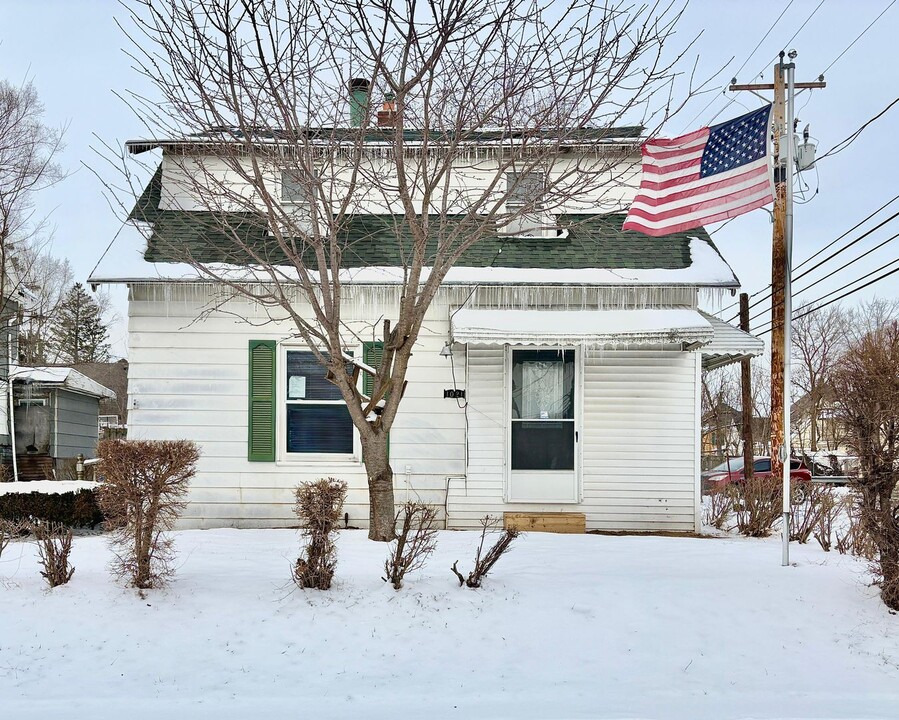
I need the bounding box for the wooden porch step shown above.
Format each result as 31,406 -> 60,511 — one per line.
503,512 -> 586,534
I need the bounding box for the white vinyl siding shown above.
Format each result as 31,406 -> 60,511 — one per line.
449,345 -> 699,532
127,286 -> 465,529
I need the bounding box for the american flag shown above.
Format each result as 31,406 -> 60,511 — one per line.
622,105 -> 774,237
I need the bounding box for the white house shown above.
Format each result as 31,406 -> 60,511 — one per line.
89,122 -> 762,533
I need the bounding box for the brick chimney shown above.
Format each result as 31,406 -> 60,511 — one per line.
377,92 -> 397,127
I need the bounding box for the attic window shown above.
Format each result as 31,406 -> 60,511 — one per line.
281,170 -> 312,204
505,171 -> 545,210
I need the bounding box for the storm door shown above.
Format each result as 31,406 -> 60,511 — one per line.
507,348 -> 579,502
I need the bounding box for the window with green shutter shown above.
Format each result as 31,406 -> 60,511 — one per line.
248,340 -> 276,461
363,341 -> 388,458
362,341 -> 384,398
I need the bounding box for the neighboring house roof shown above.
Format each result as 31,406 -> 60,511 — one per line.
90,165 -> 739,288
9,365 -> 117,399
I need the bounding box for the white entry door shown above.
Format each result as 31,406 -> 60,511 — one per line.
507,348 -> 579,503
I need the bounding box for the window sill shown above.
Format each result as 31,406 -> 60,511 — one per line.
276,455 -> 363,467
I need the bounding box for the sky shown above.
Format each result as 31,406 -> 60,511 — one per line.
1,0 -> 898,359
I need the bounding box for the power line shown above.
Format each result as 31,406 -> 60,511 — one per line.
680,1 -> 796,132
817,96 -> 899,162
748,225 -> 899,325
819,0 -> 896,78
755,260 -> 899,336
725,200 -> 899,322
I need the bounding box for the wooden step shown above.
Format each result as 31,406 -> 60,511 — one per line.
503,512 -> 586,534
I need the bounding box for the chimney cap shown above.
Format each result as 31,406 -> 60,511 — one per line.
348,77 -> 370,91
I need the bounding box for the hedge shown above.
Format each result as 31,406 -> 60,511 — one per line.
0,488 -> 104,528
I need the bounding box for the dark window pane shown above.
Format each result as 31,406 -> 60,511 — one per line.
286,351 -> 347,401
511,421 -> 574,470
287,404 -> 354,454
511,349 -> 574,420
754,459 -> 771,472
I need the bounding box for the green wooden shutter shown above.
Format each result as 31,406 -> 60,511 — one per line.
362,341 -> 384,398
248,340 -> 276,461
362,341 -> 388,459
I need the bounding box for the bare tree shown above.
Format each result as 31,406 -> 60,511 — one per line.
14,244 -> 74,364
832,321 -> 899,611
791,302 -> 846,452
110,0 -> 701,540
701,367 -> 740,462
0,79 -> 65,320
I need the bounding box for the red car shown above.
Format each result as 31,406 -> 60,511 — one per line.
702,456 -> 813,498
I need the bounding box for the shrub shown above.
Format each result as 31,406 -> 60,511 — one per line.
97,439 -> 199,589
790,484 -> 836,544
0,489 -> 104,528
292,478 -> 347,590
703,487 -> 733,530
732,476 -> 783,538
814,491 -> 841,552
383,502 -> 438,590
32,521 -> 75,588
451,517 -> 520,588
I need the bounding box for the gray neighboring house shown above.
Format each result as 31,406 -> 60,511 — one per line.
9,365 -> 116,481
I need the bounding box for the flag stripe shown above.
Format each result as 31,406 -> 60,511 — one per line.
624,184 -> 775,230
636,162 -> 764,193
630,162 -> 770,209
623,196 -> 774,236
622,105 -> 774,237
625,178 -> 774,222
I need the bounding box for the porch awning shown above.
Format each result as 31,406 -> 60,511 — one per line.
699,311 -> 765,370
450,308 -> 715,347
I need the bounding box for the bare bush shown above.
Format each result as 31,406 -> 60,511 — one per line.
0,518 -> 27,560
732,476 -> 783,538
835,492 -> 878,561
813,491 -> 841,552
703,487 -> 733,530
832,321 -> 899,609
383,502 -> 438,590
293,478 -> 347,590
32,521 -> 74,588
97,439 -> 199,589
451,517 -> 520,589
790,483 -> 834,544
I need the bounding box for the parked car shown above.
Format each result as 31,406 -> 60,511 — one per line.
701,456 -> 813,499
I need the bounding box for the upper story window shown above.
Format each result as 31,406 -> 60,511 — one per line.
281,170 -> 312,204
505,171 -> 545,210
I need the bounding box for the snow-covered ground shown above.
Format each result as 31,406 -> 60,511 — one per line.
0,480 -> 99,495
2,528 -> 898,719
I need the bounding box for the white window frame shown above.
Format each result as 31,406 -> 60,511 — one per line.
503,344 -> 583,503
280,169 -> 312,205
504,170 -> 546,211
276,344 -> 362,465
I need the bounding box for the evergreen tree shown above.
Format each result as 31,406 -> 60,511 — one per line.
51,283 -> 110,363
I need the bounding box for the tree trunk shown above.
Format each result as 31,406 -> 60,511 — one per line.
362,431 -> 396,542
810,401 -> 819,452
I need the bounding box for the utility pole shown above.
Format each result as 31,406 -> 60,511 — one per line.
740,293 -> 754,484
729,51 -> 825,566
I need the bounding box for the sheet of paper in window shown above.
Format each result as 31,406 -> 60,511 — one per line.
288,375 -> 306,399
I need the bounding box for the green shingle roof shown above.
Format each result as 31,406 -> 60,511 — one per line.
132,165 -> 727,273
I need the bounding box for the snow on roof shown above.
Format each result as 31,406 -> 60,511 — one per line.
9,365 -> 117,399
